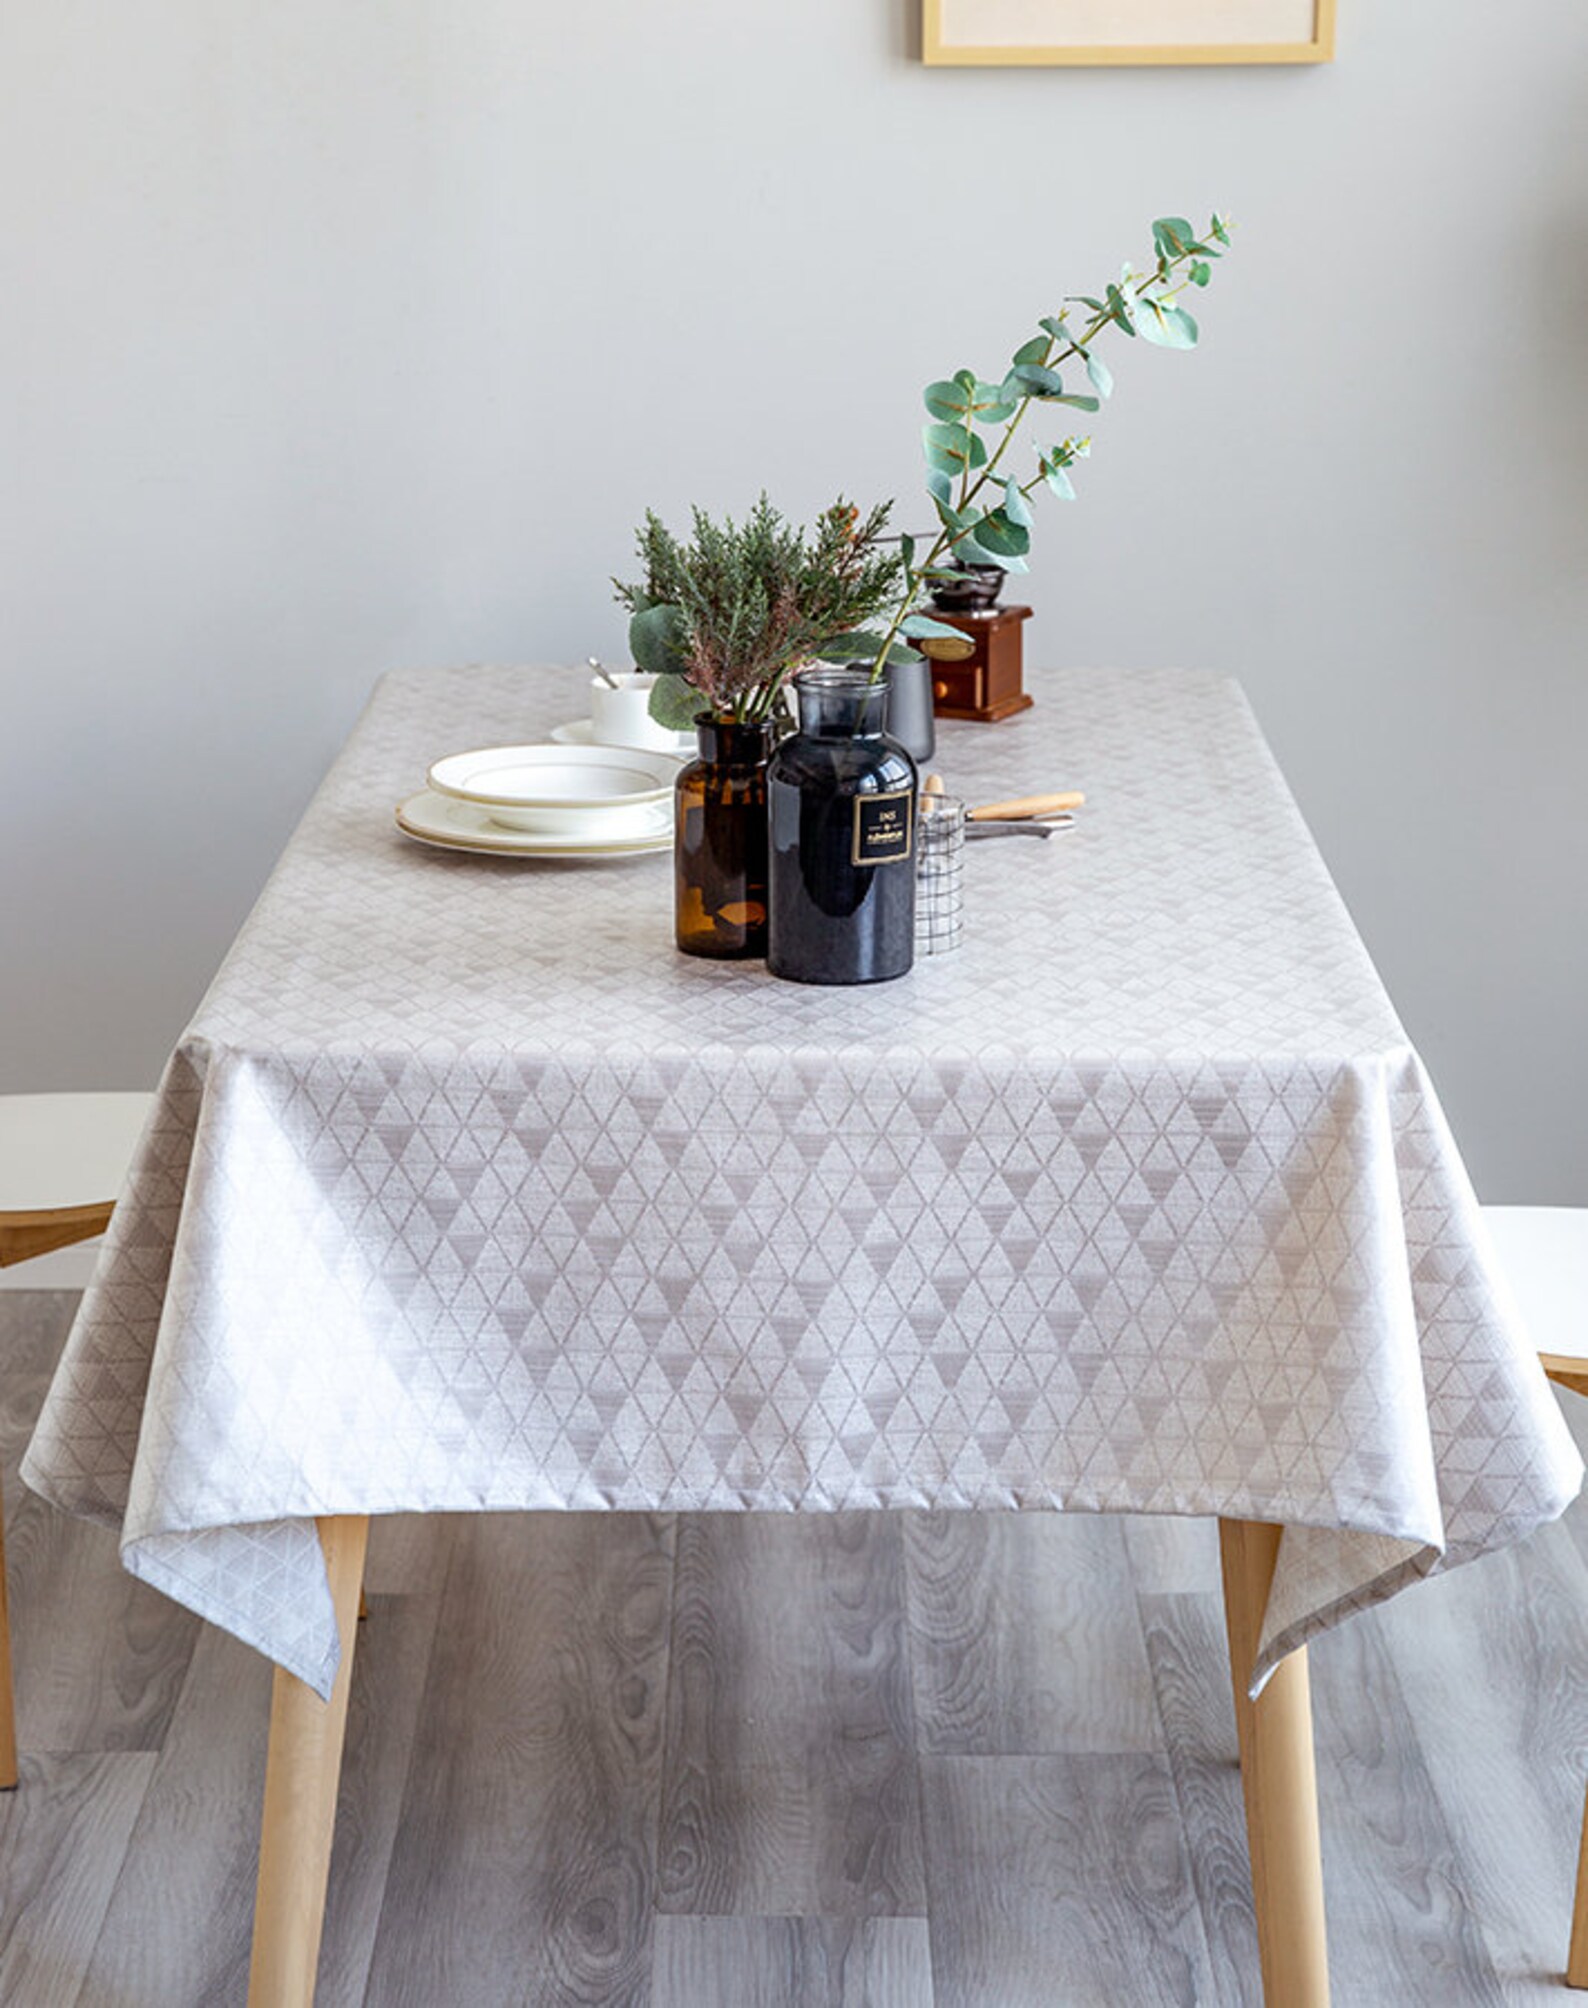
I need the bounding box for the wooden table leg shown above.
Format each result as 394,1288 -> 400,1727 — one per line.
1219,1518 -> 1330,2008
247,1514 -> 369,2008
1567,1786 -> 1588,1986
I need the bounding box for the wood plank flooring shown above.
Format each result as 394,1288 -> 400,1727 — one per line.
5,1287 -> 1588,2005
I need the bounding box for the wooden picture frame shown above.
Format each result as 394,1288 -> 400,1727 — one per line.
922,0 -> 1335,66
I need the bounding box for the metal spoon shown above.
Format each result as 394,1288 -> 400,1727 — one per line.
969,811 -> 1075,832
965,819 -> 1072,841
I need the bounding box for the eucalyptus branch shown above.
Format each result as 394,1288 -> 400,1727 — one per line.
868,213 -> 1230,682
955,238 -> 1203,524
622,215 -> 1229,709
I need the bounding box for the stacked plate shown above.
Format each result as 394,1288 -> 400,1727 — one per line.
396,744 -> 680,860
549,717 -> 696,758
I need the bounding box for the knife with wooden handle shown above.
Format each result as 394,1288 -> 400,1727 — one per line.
967,791 -> 1085,822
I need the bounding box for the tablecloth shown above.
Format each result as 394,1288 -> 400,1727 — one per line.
23,665 -> 1581,1699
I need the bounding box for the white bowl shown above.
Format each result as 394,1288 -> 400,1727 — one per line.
426,743 -> 679,835
589,672 -> 687,753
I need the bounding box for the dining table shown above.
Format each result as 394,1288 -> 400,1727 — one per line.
22,661 -> 1583,2007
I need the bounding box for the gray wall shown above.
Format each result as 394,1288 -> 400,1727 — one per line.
4,2 -> 1585,1201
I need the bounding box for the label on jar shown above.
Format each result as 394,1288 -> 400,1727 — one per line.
851,789 -> 914,867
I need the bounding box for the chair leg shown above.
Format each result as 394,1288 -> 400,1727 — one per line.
0,1486 -> 16,1790
1568,1782 -> 1588,1987
247,1515 -> 369,2007
1219,1518 -> 1331,2007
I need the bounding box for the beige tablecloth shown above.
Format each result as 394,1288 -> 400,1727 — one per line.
24,665 -> 1581,1698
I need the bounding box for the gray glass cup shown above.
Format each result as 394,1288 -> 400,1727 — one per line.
883,658 -> 936,764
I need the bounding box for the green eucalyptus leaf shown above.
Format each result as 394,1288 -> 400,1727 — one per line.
924,378 -> 973,421
925,465 -> 954,506
1152,216 -> 1196,261
820,630 -> 922,666
1137,299 -> 1199,349
953,366 -> 977,392
648,674 -> 704,730
1003,477 -> 1034,530
814,629 -> 884,662
628,602 -> 689,677
936,379 -> 1021,426
1041,457 -> 1077,500
1009,362 -> 1066,398
1054,393 -> 1100,412
1190,260 -> 1211,287
973,380 -> 1019,424
900,533 -> 916,576
1105,283 -> 1137,335
973,509 -> 1031,559
1210,212 -> 1230,245
942,512 -> 994,556
1073,295 -> 1106,312
942,501 -> 990,539
1038,313 -> 1069,341
923,421 -> 987,473
923,431 -> 965,477
901,612 -> 973,644
1084,352 -> 1114,399
1011,334 -> 1048,367
974,544 -> 1028,573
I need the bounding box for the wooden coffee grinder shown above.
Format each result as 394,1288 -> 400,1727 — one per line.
917,564 -> 1033,723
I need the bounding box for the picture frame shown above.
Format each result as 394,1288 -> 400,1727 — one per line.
922,0 -> 1336,67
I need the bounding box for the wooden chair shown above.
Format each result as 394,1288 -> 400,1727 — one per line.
1483,1204 -> 1588,1988
0,1091 -> 153,1788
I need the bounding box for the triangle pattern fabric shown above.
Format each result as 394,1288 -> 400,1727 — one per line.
22,665 -> 1582,1701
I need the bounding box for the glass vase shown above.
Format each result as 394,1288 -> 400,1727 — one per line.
767,668 -> 918,985
674,716 -> 771,959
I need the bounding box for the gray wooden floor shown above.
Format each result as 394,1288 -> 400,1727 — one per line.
4,1289 -> 1588,2007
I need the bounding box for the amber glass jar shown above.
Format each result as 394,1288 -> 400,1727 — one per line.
674,717 -> 772,959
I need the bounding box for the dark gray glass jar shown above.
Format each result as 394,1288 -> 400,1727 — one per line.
767,668 -> 918,985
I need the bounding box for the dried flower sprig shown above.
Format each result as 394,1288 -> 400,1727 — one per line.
614,495 -> 905,726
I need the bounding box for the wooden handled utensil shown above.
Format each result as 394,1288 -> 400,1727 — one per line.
968,791 -> 1085,822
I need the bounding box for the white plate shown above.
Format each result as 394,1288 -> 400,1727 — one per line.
426,742 -> 680,834
550,717 -> 698,758
396,789 -> 672,860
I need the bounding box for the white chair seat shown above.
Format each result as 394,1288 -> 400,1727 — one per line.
1483,1205 -> 1588,1363
0,1092 -> 153,1216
